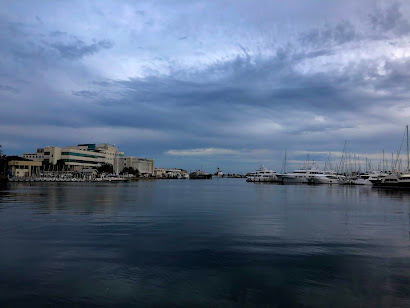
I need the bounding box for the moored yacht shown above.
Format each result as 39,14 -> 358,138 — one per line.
246,166 -> 279,182
311,172 -> 342,184
281,167 -> 324,184
372,172 -> 410,188
353,173 -> 372,185
353,172 -> 389,185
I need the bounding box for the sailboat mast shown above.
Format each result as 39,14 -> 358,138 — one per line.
407,125 -> 409,172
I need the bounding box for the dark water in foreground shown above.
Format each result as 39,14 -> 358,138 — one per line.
0,179 -> 409,307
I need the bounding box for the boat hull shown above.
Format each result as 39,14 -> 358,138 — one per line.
282,176 -> 310,184
311,177 -> 339,184
373,181 -> 410,188
246,175 -> 279,182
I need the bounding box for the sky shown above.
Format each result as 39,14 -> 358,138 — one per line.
1,0 -> 410,173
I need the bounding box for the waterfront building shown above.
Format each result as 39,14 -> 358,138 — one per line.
23,143 -> 123,172
154,168 -> 166,177
119,157 -> 155,176
9,160 -> 42,177
22,148 -> 45,162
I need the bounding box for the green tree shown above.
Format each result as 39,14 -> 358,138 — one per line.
0,145 -> 5,176
97,163 -> 113,173
120,166 -> 140,177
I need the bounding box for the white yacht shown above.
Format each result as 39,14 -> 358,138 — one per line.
246,166 -> 279,182
353,173 -> 372,185
281,168 -> 324,184
311,172 -> 342,184
373,172 -> 410,188
353,172 -> 388,185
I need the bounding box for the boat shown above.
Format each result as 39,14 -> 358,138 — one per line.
214,168 -> 224,178
353,173 -> 373,185
311,172 -> 343,184
246,166 -> 279,182
101,174 -> 130,182
189,170 -> 212,179
373,172 -> 410,188
373,125 -> 410,189
353,172 -> 388,185
282,167 -> 325,184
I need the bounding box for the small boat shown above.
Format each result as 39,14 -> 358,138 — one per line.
214,168 -> 224,178
101,175 -> 130,182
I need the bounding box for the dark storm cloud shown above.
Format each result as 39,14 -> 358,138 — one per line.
371,59 -> 410,94
49,31 -> 68,37
49,39 -> 113,60
79,52 -> 389,141
0,18 -> 113,67
368,2 -> 410,35
300,20 -> 357,47
0,84 -> 19,93
72,90 -> 99,98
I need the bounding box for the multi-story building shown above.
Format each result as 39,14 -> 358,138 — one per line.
22,148 -> 45,162
24,143 -> 124,172
119,156 -> 155,176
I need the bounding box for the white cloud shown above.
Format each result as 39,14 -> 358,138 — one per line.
167,148 -> 240,156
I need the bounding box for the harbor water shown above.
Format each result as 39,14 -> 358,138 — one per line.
0,179 -> 409,307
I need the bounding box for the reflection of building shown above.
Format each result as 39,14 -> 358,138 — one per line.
9,160 -> 42,177
23,144 -> 124,172
119,157 -> 155,176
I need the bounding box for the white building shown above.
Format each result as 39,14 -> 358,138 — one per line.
119,156 -> 155,176
24,143 -> 123,172
22,148 -> 45,162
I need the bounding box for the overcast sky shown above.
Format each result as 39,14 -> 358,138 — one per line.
1,0 -> 410,172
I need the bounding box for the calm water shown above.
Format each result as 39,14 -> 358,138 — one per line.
0,179 -> 409,307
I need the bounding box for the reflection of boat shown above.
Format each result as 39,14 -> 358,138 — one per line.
214,168 -> 224,178
189,170 -> 212,179
246,166 -> 279,182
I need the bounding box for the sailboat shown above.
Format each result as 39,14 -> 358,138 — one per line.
373,125 -> 410,188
